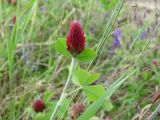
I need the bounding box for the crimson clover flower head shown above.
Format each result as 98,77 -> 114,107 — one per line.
33,99 -> 45,113
66,20 -> 85,56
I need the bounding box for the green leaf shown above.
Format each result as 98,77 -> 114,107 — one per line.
78,67 -> 140,120
72,67 -> 100,86
86,73 -> 100,85
103,99 -> 113,112
77,69 -> 90,86
72,67 -> 90,86
77,48 -> 96,62
54,38 -> 71,57
83,85 -> 105,102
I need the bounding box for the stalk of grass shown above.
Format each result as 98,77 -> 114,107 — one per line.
20,0 -> 38,38
50,58 -> 76,120
5,0 -> 39,119
6,4 -> 19,120
0,61 -> 7,71
84,0 -> 94,32
88,0 -> 125,70
21,0 -> 38,81
18,0 -> 36,17
0,0 -> 2,26
96,0 -> 124,54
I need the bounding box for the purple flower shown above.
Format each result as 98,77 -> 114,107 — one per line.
140,31 -> 147,40
112,28 -> 122,49
40,6 -> 46,12
113,28 -> 122,38
113,38 -> 120,47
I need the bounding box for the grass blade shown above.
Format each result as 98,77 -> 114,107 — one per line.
88,0 -> 125,69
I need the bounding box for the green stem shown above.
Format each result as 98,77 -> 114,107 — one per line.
66,87 -> 82,97
50,58 -> 76,120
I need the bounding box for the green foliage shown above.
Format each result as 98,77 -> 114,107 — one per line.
78,68 -> 140,120
1,0 -> 160,119
75,68 -> 90,85
103,99 -> 113,112
0,42 -> 7,58
50,99 -> 70,118
76,48 -> 97,62
54,38 -> 71,57
86,73 -> 100,85
43,91 -> 53,108
72,67 -> 100,85
34,112 -> 51,120
83,85 -> 105,102
72,66 -> 106,103
100,0 -> 118,10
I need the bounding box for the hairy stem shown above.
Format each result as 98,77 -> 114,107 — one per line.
50,58 -> 76,120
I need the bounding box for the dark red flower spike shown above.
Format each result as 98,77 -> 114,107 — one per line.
66,21 -> 85,56
13,16 -> 16,24
152,59 -> 158,67
33,99 -> 45,113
